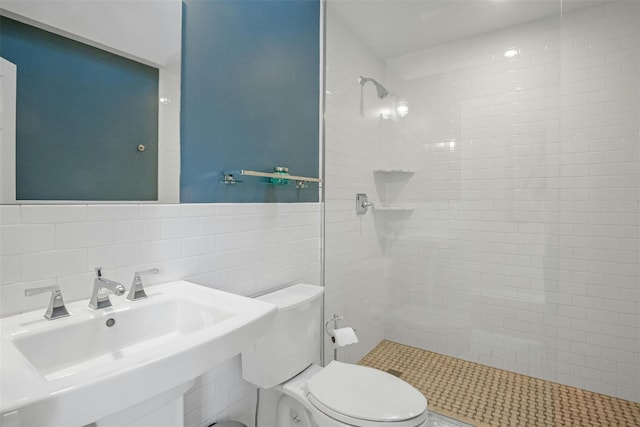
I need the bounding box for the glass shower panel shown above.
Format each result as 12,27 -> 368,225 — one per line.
323,1 -> 391,364
381,1 -> 563,381
325,0 -> 638,403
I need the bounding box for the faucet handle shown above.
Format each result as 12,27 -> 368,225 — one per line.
134,268 -> 160,280
25,284 -> 59,297
127,268 -> 159,301
25,285 -> 70,320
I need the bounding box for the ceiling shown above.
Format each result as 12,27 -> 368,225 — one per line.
330,0 -> 612,59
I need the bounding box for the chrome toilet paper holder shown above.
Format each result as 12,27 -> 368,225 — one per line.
325,314 -> 356,343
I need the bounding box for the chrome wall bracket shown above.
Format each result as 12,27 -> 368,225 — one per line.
356,193 -> 373,215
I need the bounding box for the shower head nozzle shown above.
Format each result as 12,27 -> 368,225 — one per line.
377,85 -> 389,99
359,76 -> 389,99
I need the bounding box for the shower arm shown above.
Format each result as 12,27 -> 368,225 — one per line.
359,76 -> 389,99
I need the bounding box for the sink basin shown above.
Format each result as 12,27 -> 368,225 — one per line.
11,296 -> 234,381
0,280 -> 277,426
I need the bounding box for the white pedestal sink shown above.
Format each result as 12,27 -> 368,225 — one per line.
0,281 -> 277,427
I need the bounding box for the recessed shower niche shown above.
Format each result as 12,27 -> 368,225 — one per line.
373,169 -> 414,208
372,169 -> 415,247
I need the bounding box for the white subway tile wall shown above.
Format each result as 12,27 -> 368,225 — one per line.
0,202 -> 321,426
378,1 -> 638,401
323,6 -> 388,365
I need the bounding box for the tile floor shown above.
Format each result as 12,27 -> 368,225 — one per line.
359,340 -> 640,427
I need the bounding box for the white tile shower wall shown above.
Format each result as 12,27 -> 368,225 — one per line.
323,5 -> 388,364
0,202 -> 321,426
382,1 -> 638,401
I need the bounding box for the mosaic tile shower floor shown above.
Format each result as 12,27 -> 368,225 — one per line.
358,341 -> 640,427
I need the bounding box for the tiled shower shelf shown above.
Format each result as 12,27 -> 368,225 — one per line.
373,169 -> 415,176
381,233 -> 452,246
374,205 -> 414,212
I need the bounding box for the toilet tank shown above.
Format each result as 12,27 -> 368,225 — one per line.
241,284 -> 324,389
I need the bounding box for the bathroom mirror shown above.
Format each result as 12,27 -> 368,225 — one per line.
0,0 -> 181,203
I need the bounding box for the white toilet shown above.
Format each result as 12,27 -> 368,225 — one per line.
241,284 -> 428,427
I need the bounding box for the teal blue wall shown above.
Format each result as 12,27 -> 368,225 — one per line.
0,16 -> 159,201
180,0 -> 320,203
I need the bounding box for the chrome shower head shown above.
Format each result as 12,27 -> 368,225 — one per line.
359,76 -> 389,99
376,84 -> 389,99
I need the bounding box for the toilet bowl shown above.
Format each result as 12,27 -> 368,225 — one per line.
241,284 -> 428,427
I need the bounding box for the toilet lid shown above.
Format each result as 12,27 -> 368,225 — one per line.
305,361 -> 427,423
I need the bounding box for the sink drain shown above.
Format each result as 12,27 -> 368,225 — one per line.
106,318 -> 116,327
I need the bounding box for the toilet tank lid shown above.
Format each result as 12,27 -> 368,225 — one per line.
256,284 -> 323,311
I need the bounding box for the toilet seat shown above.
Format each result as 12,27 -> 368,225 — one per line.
305,361 -> 427,427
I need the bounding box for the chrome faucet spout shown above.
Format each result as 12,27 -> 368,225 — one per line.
89,267 -> 126,309
98,278 -> 126,295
